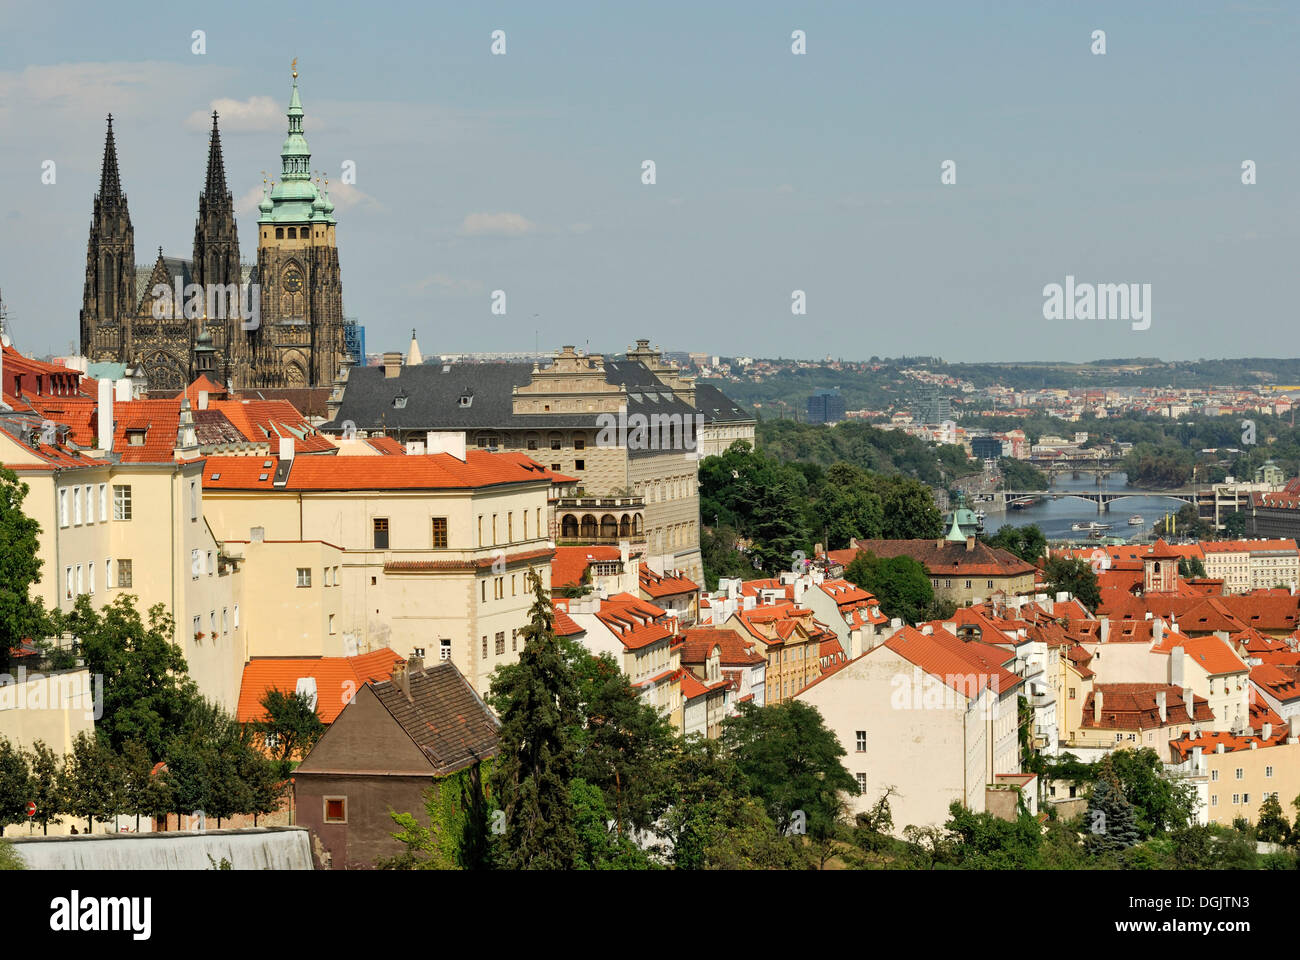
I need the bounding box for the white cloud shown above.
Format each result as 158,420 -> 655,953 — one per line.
459,211 -> 536,237
186,95 -> 281,133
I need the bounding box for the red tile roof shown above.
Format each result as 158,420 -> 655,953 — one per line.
203,449 -> 555,491
639,565 -> 699,598
1080,683 -> 1214,730
236,648 -> 405,724
551,545 -> 621,589
1151,634 -> 1247,676
676,627 -> 765,666
1251,663 -> 1300,704
884,626 -> 1022,697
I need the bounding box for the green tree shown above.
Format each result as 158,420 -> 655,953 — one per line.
0,840 -> 22,870
0,468 -> 49,674
984,524 -> 1047,564
61,732 -> 123,833
1256,794 -> 1292,845
944,801 -> 1043,869
0,737 -> 31,830
1043,556 -> 1101,613
382,760 -> 495,870
1178,556 -> 1208,579
55,594 -> 201,760
569,648 -> 675,837
251,688 -> 325,777
658,736 -> 803,870
1085,755 -> 1142,853
844,551 -> 935,625
570,778 -> 654,870
489,569 -> 581,869
720,700 -> 859,855
22,740 -> 62,835
117,739 -> 165,833
1108,747 -> 1197,836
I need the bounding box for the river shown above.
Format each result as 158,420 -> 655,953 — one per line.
981,472 -> 1191,542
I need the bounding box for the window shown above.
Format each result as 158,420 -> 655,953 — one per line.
574,436 -> 586,451
190,480 -> 198,521
334,565 -> 340,585
234,603 -> 239,628
73,487 -> 83,525
575,459 -> 585,471
1235,768 -> 1244,780
88,562 -> 95,595
191,549 -> 201,579
329,614 -> 336,635
105,558 -> 112,591
481,580 -> 487,603
987,580 -> 993,588
65,566 -> 73,600
192,616 -> 201,638
207,551 -> 214,575
432,517 -> 448,548
512,574 -> 517,596
324,567 -> 332,588
117,559 -> 133,588
856,772 -> 867,792
439,638 -> 452,661
59,489 -> 69,527
855,730 -> 866,752
1266,765 -> 1274,778
1068,687 -> 1076,700
113,485 -> 132,520
1212,795 -> 1219,807
964,580 -> 971,589
373,518 -> 389,549
1211,769 -> 1219,781
511,628 -> 518,652
297,568 -> 311,587
84,485 -> 94,524
210,611 -> 217,636
324,798 -> 347,823
550,463 -> 561,472
492,514 -> 498,545
481,636 -> 488,659
945,579 -> 952,589
495,631 -> 506,655
222,608 -> 229,634
550,435 -> 562,451
477,515 -> 483,547
75,564 -> 84,595
1115,734 -> 1124,742
1243,793 -> 1250,805
99,483 -> 107,521
507,513 -> 513,542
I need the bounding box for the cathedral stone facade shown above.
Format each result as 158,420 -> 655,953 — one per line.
79,68 -> 346,390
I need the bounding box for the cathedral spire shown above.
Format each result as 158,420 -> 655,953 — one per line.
99,114 -> 123,202
203,110 -> 230,202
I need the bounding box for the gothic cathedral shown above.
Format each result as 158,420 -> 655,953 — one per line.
79,66 -> 346,390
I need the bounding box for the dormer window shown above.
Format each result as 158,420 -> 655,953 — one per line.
127,429 -> 146,447
458,389 -> 474,408
393,393 -> 408,409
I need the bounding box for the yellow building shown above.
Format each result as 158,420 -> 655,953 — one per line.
200,442 -> 554,695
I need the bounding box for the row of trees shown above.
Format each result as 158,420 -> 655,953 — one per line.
699,443 -> 945,588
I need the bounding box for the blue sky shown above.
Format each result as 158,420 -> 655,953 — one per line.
1,1 -> 1298,362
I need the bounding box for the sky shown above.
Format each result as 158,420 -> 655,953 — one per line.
1,1 -> 1298,363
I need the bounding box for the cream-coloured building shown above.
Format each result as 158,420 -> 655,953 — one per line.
796,625 -> 1023,833
1170,727 -> 1300,827
1199,539 -> 1300,593
325,340 -> 745,584
200,441 -> 554,695
0,416 -> 246,711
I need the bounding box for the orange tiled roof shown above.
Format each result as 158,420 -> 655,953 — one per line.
1081,683 -> 1213,730
202,449 -> 555,491
236,648 -> 405,724
552,545 -> 621,589
639,565 -> 699,598
1151,634 -> 1247,676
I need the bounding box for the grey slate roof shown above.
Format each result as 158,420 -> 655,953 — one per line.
370,661 -> 500,777
694,382 -> 754,424
325,358 -> 700,432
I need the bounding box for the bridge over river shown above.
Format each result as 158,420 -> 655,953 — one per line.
1000,487 -> 1198,515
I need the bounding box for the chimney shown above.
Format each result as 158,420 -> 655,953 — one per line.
383,351 -> 404,378
1156,690 -> 1167,723
281,436 -> 295,462
96,377 -> 113,451
1099,616 -> 1110,644
1263,722 -> 1273,740
1170,646 -> 1185,686
407,653 -> 424,674
1183,684 -> 1195,720
1152,618 -> 1164,644
426,431 -> 467,462
1093,690 -> 1102,724
1250,740 -> 1257,750
198,389 -> 208,411
1215,742 -> 1225,753
391,660 -> 412,701
966,535 -> 975,551
114,377 -> 131,402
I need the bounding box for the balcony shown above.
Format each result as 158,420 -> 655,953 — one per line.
554,495 -> 645,510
